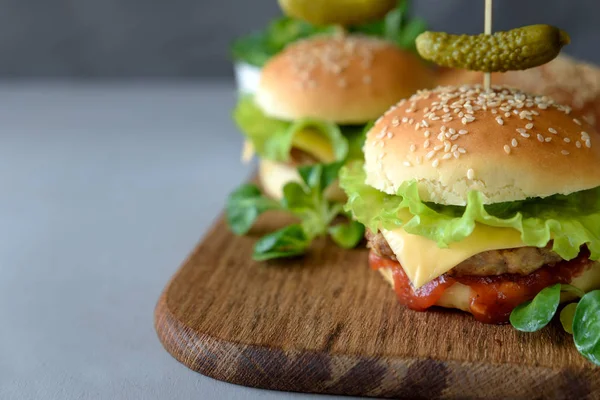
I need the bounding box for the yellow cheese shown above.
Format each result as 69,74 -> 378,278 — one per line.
291,128 -> 336,162
381,223 -> 528,288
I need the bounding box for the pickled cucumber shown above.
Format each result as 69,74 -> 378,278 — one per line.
277,0 -> 397,26
416,24 -> 570,72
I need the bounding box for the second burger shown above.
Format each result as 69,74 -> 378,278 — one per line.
233,34 -> 435,202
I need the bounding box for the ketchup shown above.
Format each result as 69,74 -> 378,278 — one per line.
369,250 -> 590,324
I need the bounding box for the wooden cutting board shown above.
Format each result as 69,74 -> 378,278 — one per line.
154,211 -> 600,399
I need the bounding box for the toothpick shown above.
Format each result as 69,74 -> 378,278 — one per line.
484,0 -> 493,90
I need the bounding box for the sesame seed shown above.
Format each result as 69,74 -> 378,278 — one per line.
451,144 -> 458,152
408,118 -> 414,124
416,156 -> 422,165
442,153 -> 452,160
561,150 -> 570,155
537,134 -> 544,142
432,159 -> 439,168
467,169 -> 475,180
402,117 -> 408,123
576,141 -> 582,148
387,132 -> 393,139
581,131 -> 590,140
459,130 -> 468,135
505,112 -> 511,118
574,118 -> 582,125
424,139 -> 430,148
564,137 -> 571,143
511,138 -> 518,147
496,117 -> 504,125
461,117 -> 468,124
545,137 -> 552,142
548,128 -> 557,134
520,132 -> 531,138
403,161 -> 412,167
391,118 -> 400,127
504,145 -> 511,154
526,123 -> 534,129
376,129 -> 386,139
422,120 -> 429,128
453,151 -> 460,158
410,144 -> 416,152
426,150 -> 436,159
586,140 -> 592,148
458,148 -> 466,154
424,130 -> 431,138
516,128 -> 527,135
451,134 -> 459,140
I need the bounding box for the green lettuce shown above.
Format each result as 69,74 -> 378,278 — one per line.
233,96 -> 369,163
340,162 -> 600,261
231,1 -> 426,67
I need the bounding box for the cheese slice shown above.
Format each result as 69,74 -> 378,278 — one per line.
381,223 -> 528,289
291,128 -> 336,163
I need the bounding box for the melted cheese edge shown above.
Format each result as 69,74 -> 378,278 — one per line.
242,128 -> 336,164
381,223 -> 528,289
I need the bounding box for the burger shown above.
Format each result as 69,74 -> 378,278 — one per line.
437,54 -> 600,130
230,1 -> 426,95
233,34 -> 435,201
340,83 -> 600,324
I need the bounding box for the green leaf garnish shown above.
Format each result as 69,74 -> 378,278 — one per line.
226,184 -> 281,235
560,303 -> 577,335
510,284 -> 561,332
329,220 -> 365,249
573,290 -> 600,366
253,225 -> 310,261
227,162 -> 364,260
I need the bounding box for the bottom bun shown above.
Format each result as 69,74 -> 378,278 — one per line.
378,261 -> 600,316
258,159 -> 347,202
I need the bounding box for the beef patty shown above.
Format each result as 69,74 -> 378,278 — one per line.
366,229 -> 564,277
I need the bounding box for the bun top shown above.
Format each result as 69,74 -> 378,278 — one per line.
255,35 -> 434,124
436,54 -> 600,130
364,84 -> 600,205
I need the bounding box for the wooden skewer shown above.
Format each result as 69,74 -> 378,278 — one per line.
484,0 -> 493,90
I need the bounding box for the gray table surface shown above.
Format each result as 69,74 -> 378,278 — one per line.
0,81 -> 358,399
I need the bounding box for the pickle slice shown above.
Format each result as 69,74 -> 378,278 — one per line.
277,0 -> 397,26
416,24 -> 570,72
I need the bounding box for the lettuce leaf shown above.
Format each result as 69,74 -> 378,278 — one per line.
231,1 -> 427,67
233,96 -> 350,162
340,162 -> 600,261
350,0 -> 427,53
231,17 -> 337,67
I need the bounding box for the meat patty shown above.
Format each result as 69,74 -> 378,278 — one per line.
366,229 -> 564,277
289,148 -> 319,166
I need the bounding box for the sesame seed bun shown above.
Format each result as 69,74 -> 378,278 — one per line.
377,262 -> 600,316
258,159 -> 347,202
364,84 -> 600,206
255,35 -> 435,124
436,54 -> 600,130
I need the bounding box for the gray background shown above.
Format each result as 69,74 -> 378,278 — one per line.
0,0 -> 598,78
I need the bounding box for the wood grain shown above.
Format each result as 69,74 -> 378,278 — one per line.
154,211 -> 600,399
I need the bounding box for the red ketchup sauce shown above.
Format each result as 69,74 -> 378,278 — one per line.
369,250 -> 590,324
